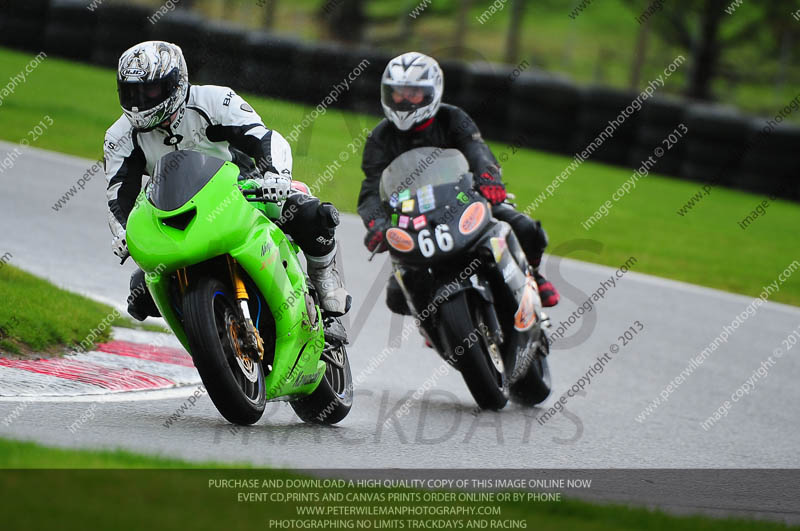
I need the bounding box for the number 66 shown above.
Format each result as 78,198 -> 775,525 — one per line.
418,225 -> 454,257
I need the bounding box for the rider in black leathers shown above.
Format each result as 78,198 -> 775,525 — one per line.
358,52 -> 559,316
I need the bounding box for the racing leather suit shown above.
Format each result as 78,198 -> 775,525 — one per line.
105,84 -> 341,318
358,103 -> 549,314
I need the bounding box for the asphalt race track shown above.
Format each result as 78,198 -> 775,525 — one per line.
1,142 -> 799,520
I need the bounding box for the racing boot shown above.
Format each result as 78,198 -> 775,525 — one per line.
127,269 -> 161,321
533,269 -> 559,308
306,246 -> 352,317
530,256 -> 559,308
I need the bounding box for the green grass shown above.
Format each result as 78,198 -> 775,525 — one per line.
2,47 -> 798,306
0,437 -> 234,468
0,264 -> 157,355
0,438 -> 794,531
0,264 -> 127,354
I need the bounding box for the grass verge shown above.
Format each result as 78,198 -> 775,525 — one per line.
1,47 -> 798,305
0,438 -> 794,531
0,264 -> 149,356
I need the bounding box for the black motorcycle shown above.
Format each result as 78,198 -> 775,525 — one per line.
378,147 -> 552,410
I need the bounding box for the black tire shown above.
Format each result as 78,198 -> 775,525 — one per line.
510,328 -> 552,406
290,331 -> 353,425
439,293 -> 509,411
183,277 -> 266,425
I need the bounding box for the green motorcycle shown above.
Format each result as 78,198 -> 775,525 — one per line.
125,150 -> 352,426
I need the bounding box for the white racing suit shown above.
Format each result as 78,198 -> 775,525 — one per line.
103,84 -> 347,318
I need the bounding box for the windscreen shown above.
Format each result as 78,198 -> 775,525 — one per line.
379,147 -> 470,202
147,151 -> 226,211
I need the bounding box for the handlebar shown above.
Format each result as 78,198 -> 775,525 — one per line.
368,246 -> 379,262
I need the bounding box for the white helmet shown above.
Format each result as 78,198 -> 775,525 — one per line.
117,41 -> 189,131
381,52 -> 443,131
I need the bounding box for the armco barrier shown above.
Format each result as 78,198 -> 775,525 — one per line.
147,10 -> 206,76
629,97 -> 687,176
736,122 -> 800,200
438,59 -> 471,112
2,0 -> 797,202
681,104 -> 752,187
509,72 -> 583,155
0,0 -> 50,52
294,42 -> 358,108
287,41 -> 324,106
241,32 -> 303,101
461,63 -> 514,142
193,21 -> 247,84
572,86 -> 643,166
92,5 -> 152,68
346,47 -> 391,115
43,0 -> 98,61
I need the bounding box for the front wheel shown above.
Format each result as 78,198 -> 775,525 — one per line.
183,277 -> 266,425
439,293 -> 509,410
290,322 -> 353,424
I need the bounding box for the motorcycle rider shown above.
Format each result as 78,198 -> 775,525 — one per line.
105,41 -> 350,319
358,52 -> 559,316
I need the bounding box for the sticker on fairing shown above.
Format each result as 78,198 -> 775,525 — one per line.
459,202 -> 486,235
514,282 -> 537,331
417,184 -> 436,213
490,237 -> 507,262
386,228 -> 415,252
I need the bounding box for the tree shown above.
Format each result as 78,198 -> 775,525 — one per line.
318,0 -> 367,43
504,0 -> 526,64
623,0 -> 799,101
452,0 -> 473,59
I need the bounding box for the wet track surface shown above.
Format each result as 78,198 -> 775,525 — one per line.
1,142 -> 799,520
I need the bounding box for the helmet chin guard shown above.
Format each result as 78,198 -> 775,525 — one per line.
381,52 -> 443,131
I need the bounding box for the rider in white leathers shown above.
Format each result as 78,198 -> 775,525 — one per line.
105,41 -> 351,319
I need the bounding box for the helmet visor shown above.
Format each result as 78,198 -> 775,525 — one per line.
118,69 -> 180,112
381,84 -> 435,113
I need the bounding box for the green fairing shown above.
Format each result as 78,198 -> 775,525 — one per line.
125,159 -> 325,401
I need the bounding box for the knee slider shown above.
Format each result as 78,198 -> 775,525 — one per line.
318,202 -> 340,229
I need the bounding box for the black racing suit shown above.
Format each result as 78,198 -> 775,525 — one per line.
358,103 -> 548,314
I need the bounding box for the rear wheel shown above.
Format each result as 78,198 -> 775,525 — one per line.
183,277 -> 266,425
290,320 -> 353,424
510,327 -> 552,406
439,293 -> 509,410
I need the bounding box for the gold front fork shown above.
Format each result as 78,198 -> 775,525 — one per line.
227,256 -> 265,361
176,267 -> 189,294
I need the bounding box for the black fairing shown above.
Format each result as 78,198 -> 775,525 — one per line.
397,219 -> 542,380
386,173 -> 491,267
148,150 -> 225,211
382,146 -> 544,384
